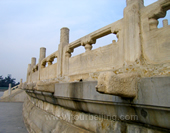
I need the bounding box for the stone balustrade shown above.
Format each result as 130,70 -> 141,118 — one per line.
1,84 -> 20,99
67,19 -> 122,53
41,51 -> 58,68
21,1 -> 170,132
25,0 -> 170,93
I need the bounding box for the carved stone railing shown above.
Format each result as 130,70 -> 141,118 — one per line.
141,0 -> 170,64
21,0 -> 170,132
1,79 -> 22,99
67,19 -> 122,53
25,0 -> 170,97
41,51 -> 58,68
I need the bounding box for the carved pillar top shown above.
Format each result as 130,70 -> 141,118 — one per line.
31,57 -> 36,68
126,0 -> 144,6
39,47 -> 46,63
60,27 -> 69,45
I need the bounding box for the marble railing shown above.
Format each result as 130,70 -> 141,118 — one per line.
25,0 -> 170,94
1,84 -> 20,98
27,0 -> 170,84
21,0 -> 170,132
141,0 -> 170,64
67,19 -> 122,53
41,51 -> 58,68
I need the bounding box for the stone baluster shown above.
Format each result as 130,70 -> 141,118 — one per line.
48,61 -> 52,66
35,65 -> 38,71
149,18 -> 158,30
81,35 -> 96,52
47,57 -> 54,66
163,19 -> 168,27
84,44 -> 92,51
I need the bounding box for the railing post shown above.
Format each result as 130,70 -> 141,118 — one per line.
63,47 -> 73,77
27,64 -> 31,82
39,47 -> 46,63
20,79 -> 23,84
31,57 -> 36,68
163,19 -> 168,27
57,27 -> 69,78
8,84 -> 11,96
124,0 -> 144,64
38,47 -> 46,80
30,57 -> 36,82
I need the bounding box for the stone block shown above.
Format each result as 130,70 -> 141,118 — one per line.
96,72 -> 140,98
135,76 -> 170,107
36,81 -> 58,92
27,82 -> 36,90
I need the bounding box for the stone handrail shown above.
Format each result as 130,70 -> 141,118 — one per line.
67,19 -> 123,52
41,50 -> 58,68
22,1 -> 170,132
141,0 -> 170,19
11,85 -> 19,90
140,0 -> 170,64
25,0 -> 170,95
1,84 -> 20,99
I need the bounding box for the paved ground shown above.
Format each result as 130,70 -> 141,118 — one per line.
0,102 -> 28,133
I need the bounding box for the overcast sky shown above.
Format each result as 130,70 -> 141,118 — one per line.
0,0 -> 169,82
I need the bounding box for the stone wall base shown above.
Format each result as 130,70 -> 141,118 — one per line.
23,95 -> 169,133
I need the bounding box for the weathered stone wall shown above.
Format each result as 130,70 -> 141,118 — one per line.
23,96 -> 93,133
23,94 -> 170,133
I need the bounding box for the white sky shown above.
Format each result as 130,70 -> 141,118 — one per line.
0,0 -> 169,82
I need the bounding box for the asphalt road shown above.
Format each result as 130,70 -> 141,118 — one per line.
0,102 -> 27,133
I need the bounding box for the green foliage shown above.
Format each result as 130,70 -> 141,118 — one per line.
0,74 -> 20,87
